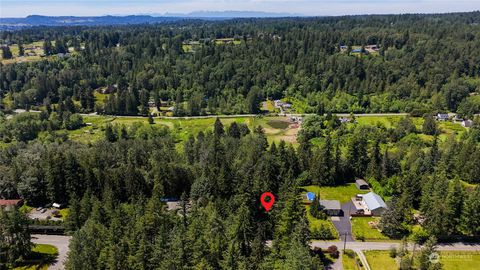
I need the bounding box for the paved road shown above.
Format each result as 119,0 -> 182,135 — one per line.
311,241 -> 480,251
105,112 -> 409,120
32,234 -> 71,270
331,201 -> 355,242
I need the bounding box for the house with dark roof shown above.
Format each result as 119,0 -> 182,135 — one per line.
355,179 -> 369,190
320,200 -> 342,216
362,192 -> 387,216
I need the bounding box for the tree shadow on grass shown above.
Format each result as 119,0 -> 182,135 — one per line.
13,250 -> 58,270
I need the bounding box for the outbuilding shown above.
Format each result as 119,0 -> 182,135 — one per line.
355,179 -> 369,190
362,192 -> 388,216
0,199 -> 24,211
320,200 -> 342,216
462,120 -> 473,128
305,192 -> 315,203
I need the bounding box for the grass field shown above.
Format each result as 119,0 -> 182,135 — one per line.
301,183 -> 368,203
65,115 -> 299,145
364,250 -> 480,270
351,217 -> 390,241
13,244 -> 58,270
364,250 -> 397,270
355,116 -> 406,129
440,251 -> 480,270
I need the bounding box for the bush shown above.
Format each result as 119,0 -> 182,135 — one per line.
389,246 -> 397,258
327,245 -> 339,259
311,225 -> 335,240
344,249 -> 355,258
356,233 -> 365,242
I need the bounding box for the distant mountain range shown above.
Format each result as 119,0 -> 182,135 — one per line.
162,10 -> 302,18
0,11 -> 302,30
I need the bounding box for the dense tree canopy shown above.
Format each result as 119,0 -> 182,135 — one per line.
1,12 -> 480,116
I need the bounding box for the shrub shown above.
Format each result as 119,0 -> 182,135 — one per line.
356,233 -> 365,242
327,245 -> 339,259
311,225 -> 335,240
389,246 -> 397,258
344,249 -> 355,258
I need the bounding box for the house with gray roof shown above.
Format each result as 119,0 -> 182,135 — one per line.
362,192 -> 388,216
436,113 -> 449,121
320,200 -> 342,216
355,179 -> 369,190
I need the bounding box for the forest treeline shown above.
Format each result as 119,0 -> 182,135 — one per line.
1,12 -> 480,116
0,111 -> 479,268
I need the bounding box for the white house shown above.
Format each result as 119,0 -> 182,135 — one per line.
436,113 -> 449,121
362,192 -> 388,216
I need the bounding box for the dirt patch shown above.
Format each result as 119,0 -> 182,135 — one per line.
275,124 -> 299,144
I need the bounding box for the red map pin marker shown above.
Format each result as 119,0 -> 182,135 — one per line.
260,192 -> 275,212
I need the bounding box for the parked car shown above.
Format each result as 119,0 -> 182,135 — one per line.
40,208 -> 47,213
36,207 -> 43,211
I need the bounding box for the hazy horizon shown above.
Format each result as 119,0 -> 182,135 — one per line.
1,0 -> 480,18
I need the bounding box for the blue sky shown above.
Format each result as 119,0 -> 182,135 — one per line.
1,0 -> 479,17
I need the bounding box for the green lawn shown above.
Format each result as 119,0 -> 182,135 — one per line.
59,208 -> 69,220
301,183 -> 368,203
351,217 -> 390,241
364,250 -> 480,270
364,250 -> 397,270
305,205 -> 338,240
440,251 -> 480,270
343,250 -> 363,270
264,100 -> 276,112
356,116 -> 405,129
266,120 -> 290,129
94,92 -> 108,104
19,204 -> 33,214
13,244 -> 58,270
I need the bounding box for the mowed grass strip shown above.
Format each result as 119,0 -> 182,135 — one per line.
364,250 -> 397,270
440,251 -> 480,270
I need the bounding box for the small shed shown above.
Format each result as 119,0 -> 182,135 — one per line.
462,120 -> 473,128
362,192 -> 387,216
52,203 -> 66,209
320,200 -> 342,216
355,179 -> 369,190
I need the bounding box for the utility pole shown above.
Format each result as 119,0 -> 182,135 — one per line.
343,232 -> 347,252
410,241 -> 417,267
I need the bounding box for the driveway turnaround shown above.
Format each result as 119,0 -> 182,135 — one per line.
32,234 -> 71,270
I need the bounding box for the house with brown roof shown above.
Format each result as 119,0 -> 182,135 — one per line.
0,199 -> 24,211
